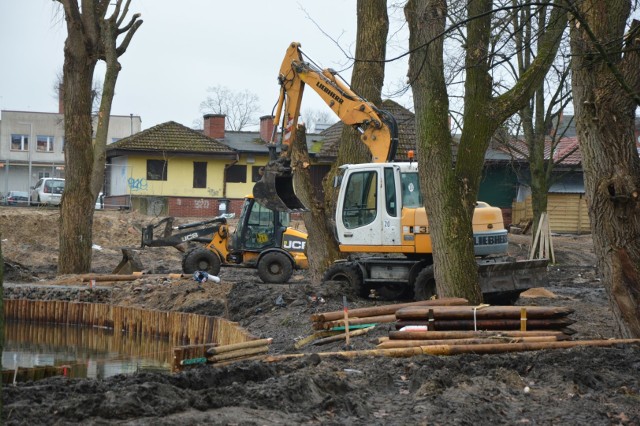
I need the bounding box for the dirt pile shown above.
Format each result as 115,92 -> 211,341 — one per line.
2,207 -> 639,425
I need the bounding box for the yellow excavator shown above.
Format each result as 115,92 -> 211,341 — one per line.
254,42 -> 547,303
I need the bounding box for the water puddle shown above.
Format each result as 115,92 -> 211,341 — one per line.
3,321 -> 181,380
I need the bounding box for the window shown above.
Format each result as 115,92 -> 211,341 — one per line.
226,165 -> 247,183
401,172 -> 422,208
384,167 -> 397,217
193,162 -> 207,188
38,172 -> 51,179
251,166 -> 265,182
147,159 -> 167,181
11,134 -> 28,151
342,170 -> 378,229
37,135 -> 55,152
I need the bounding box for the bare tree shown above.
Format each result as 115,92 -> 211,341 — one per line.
57,0 -> 142,274
406,0 -> 566,304
302,108 -> 337,132
567,1 -> 640,338
199,85 -> 260,131
508,2 -> 574,236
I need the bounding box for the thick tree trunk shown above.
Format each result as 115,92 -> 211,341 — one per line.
569,2 -> 640,338
291,126 -> 341,282
406,0 -> 565,304
322,0 -> 388,215
59,25 -> 98,274
407,0 -> 483,303
56,1 -> 141,274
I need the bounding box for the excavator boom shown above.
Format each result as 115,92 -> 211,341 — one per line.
253,42 -> 398,212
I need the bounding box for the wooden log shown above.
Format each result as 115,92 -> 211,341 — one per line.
312,326 -> 376,346
389,330 -> 569,340
209,345 -> 269,363
310,298 -> 469,322
263,339 -> 640,362
80,273 -> 187,282
211,355 -> 268,367
314,314 -> 397,330
394,317 -> 575,331
206,338 -> 273,355
377,335 -> 569,348
294,331 -> 343,349
395,305 -> 574,321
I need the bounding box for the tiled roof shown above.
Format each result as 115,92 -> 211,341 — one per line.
107,121 -> 236,155
315,99 -> 417,161
500,137 -> 582,166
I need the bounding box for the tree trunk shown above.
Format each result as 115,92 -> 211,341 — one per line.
322,0 -> 389,216
291,126 -> 341,282
406,0 -> 565,304
569,3 -> 640,338
407,0 -> 483,303
301,0 -> 389,278
56,0 -> 141,274
59,18 -> 99,274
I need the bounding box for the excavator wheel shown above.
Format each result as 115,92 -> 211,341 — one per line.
182,247 -> 221,275
323,263 -> 367,298
414,265 -> 437,301
257,252 -> 293,284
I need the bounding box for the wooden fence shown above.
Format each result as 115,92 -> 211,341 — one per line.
4,299 -> 255,348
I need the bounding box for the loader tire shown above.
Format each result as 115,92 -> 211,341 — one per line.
323,263 -> 367,298
414,265 -> 437,301
257,252 -> 293,284
182,247 -> 221,275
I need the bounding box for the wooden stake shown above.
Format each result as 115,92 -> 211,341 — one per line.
312,326 -> 376,346
343,296 -> 350,348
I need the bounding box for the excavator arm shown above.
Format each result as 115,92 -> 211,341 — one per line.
253,42 -> 399,212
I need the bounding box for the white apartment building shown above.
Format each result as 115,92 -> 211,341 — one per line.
0,110 -> 141,195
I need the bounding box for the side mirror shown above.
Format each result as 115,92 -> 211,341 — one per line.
333,175 -> 342,188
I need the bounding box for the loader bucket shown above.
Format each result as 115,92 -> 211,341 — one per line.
253,159 -> 307,212
113,248 -> 144,275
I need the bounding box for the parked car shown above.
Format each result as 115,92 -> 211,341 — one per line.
30,178 -> 65,206
5,190 -> 29,206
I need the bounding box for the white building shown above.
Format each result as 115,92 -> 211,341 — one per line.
0,110 -> 141,195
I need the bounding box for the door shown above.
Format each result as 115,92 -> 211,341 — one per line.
336,168 -> 382,247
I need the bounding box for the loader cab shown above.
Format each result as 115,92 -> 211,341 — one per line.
232,196 -> 289,251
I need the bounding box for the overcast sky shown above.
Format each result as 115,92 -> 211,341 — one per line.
0,1 -> 410,131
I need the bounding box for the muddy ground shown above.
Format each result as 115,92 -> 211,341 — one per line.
1,207 -> 639,425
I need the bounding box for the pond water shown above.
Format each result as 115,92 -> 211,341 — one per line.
2,321 -> 177,379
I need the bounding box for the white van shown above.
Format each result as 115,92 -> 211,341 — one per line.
31,178 -> 65,206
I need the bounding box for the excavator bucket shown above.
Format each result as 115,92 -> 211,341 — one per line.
253,158 -> 307,212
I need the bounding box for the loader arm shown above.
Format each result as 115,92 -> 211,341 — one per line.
253,42 -> 399,212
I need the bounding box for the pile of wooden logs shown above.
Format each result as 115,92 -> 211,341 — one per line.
394,305 -> 575,332
206,338 -> 272,365
310,298 -> 470,331
174,338 -> 272,370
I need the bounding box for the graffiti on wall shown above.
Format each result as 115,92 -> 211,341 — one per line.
128,177 -> 148,191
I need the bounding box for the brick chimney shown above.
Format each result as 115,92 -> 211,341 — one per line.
58,84 -> 64,114
203,114 -> 226,139
260,115 -> 275,142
